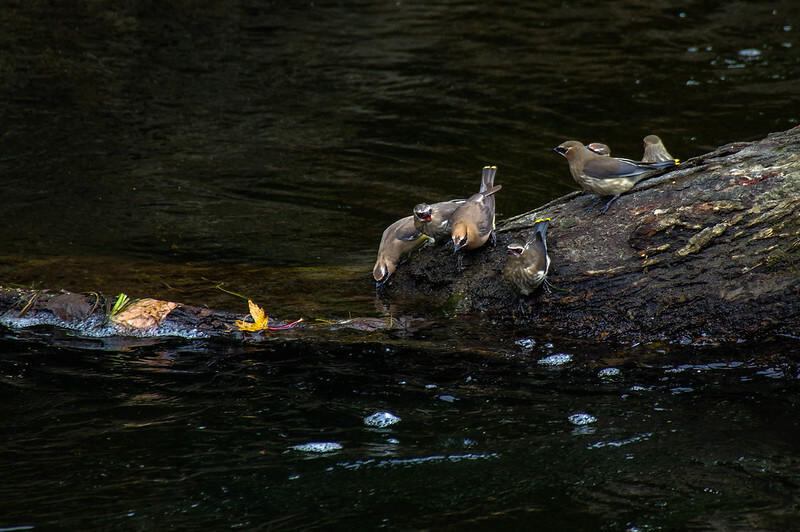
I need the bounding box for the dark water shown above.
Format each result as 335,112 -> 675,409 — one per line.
1,0 -> 800,529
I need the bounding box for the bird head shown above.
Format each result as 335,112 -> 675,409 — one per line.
373,260 -> 394,287
553,140 -> 585,160
506,242 -> 527,257
413,203 -> 432,223
451,221 -> 468,252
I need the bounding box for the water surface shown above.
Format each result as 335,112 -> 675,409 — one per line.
1,0 -> 800,529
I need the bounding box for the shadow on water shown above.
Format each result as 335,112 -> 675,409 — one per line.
1,0 -> 800,529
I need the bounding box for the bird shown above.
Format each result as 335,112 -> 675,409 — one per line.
450,166 -> 502,268
586,142 -> 611,156
553,140 -> 678,214
641,134 -> 676,163
412,198 -> 467,242
503,218 -> 551,296
373,215 -> 428,288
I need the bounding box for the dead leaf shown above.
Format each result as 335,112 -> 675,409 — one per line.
235,300 -> 271,332
235,300 -> 302,332
111,298 -> 177,330
44,292 -> 93,321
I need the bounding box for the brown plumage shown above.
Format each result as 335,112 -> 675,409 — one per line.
450,166 -> 501,255
412,198 -> 466,242
641,135 -> 675,163
373,215 -> 427,288
503,218 -> 551,296
553,140 -> 677,214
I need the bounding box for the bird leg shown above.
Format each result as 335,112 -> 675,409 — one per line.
598,195 -> 620,215
489,229 -> 497,248
456,250 -> 464,271
583,197 -> 603,214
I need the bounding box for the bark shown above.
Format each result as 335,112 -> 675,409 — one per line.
383,125 -> 800,343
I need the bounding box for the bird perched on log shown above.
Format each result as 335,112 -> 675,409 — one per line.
553,140 -> 678,214
450,165 -> 502,269
641,134 -> 676,163
412,198 -> 466,242
373,215 -> 428,289
503,218 -> 551,296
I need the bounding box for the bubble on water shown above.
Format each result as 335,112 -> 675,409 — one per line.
291,442 -> 343,453
568,413 -> 597,426
514,338 -> 536,349
738,48 -> 762,57
686,80 -> 701,86
598,367 -> 621,379
538,353 -> 573,366
364,411 -> 401,428
437,394 -> 457,403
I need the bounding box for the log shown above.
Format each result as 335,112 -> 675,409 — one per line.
0,288 -> 420,344
382,126 -> 800,343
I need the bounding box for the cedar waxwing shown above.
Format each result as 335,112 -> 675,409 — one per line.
450,166 -> 501,267
373,215 -> 428,288
553,140 -> 677,214
413,198 -> 467,242
586,142 -> 611,156
503,218 -> 551,296
641,135 -> 676,163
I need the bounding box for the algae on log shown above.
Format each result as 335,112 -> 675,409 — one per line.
383,126 -> 800,342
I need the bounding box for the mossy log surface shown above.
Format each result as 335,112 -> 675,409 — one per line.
383,126 -> 800,343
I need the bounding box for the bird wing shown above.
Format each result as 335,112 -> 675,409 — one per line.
582,157 -> 645,179
475,195 -> 496,237
433,199 -> 467,218
395,225 -> 423,241
583,158 -> 674,179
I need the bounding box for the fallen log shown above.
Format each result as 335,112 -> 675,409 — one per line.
0,288 -> 421,345
382,126 -> 800,343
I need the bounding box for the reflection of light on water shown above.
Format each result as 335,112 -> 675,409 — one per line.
588,432 -> 654,450
337,452 -> 501,471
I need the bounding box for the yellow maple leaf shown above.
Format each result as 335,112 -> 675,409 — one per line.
236,300 -> 271,332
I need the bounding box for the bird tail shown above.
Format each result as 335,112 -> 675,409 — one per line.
480,165 -> 497,193
532,218 -> 550,254
648,159 -> 679,170
532,218 -> 550,238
